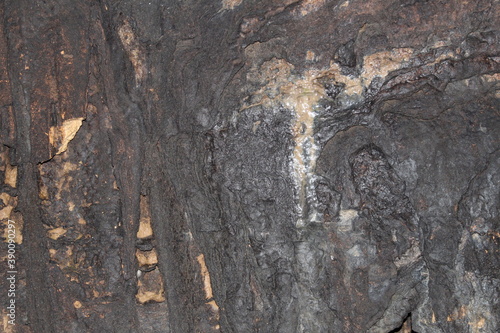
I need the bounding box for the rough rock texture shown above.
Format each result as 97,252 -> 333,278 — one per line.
0,0 -> 499,332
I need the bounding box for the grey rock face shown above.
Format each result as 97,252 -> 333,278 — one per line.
1,0 -> 498,332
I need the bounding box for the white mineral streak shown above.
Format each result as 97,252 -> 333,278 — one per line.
282,79 -> 323,227
244,48 -> 424,226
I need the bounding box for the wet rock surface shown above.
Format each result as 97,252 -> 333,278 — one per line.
0,0 -> 499,332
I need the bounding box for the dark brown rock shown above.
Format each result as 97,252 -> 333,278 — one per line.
0,0 -> 498,332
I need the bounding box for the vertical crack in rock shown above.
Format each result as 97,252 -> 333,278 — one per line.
136,195 -> 166,304
137,195 -> 154,240
196,253 -> 221,331
136,268 -> 166,304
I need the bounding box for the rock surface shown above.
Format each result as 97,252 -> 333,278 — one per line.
0,0 -> 499,332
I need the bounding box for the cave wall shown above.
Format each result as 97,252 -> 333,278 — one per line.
0,0 -> 499,332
